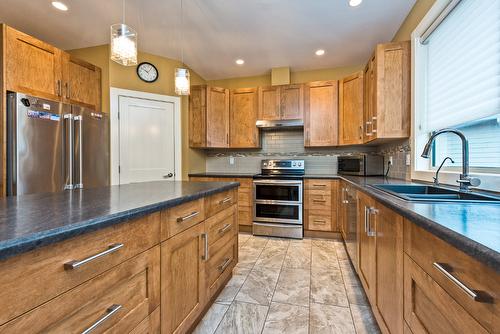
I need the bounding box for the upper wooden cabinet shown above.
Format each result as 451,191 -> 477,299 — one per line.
230,88 -> 260,148
258,84 -> 304,121
364,41 -> 410,141
62,53 -> 101,111
339,71 -> 364,145
304,80 -> 338,147
5,26 -> 62,101
3,25 -> 102,111
189,85 -> 230,148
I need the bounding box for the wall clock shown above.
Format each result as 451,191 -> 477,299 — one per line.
137,62 -> 159,83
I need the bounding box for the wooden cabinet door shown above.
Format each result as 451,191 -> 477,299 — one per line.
374,41 -> 410,139
161,223 -> 207,334
5,26 -> 62,100
304,81 -> 338,147
339,71 -> 364,145
357,191 -> 376,303
189,85 -> 207,148
373,203 -> 404,334
230,88 -> 260,148
258,86 -> 281,120
280,84 -> 304,120
206,86 -> 229,148
363,56 -> 376,143
62,53 -> 101,111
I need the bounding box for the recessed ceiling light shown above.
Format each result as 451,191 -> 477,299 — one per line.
51,1 -> 68,11
349,0 -> 362,7
235,59 -> 245,65
315,49 -> 325,56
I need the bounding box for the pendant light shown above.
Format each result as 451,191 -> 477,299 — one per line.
110,0 -> 138,66
175,0 -> 190,95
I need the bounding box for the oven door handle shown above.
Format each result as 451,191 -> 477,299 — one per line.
253,180 -> 303,186
254,199 -> 302,205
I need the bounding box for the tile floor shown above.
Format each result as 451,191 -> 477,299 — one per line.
194,233 -> 381,334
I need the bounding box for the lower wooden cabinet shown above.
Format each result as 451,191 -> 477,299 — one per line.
304,179 -> 339,232
0,247 -> 160,333
357,191 -> 376,303
161,222 -> 207,334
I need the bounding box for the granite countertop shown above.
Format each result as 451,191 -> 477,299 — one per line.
0,181 -> 239,261
189,172 -> 256,178
189,171 -> 500,270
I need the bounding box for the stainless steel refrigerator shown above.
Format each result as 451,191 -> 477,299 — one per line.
7,92 -> 109,196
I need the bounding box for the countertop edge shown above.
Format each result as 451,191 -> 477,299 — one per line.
0,182 -> 239,261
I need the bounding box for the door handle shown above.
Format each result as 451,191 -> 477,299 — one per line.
163,173 -> 174,178
64,114 -> 74,190
74,115 -> 83,189
80,304 -> 122,334
201,232 -> 209,261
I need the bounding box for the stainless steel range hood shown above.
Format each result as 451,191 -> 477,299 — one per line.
256,119 -> 304,129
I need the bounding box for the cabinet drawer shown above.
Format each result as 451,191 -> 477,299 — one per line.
0,247 -> 160,333
206,205 -> 237,248
161,199 -> 205,240
129,307 -> 160,334
307,194 -> 332,211
206,237 -> 237,297
206,189 -> 237,217
0,213 -> 160,326
306,213 -> 333,232
404,220 -> 499,332
305,179 -> 332,191
238,208 -> 253,226
238,187 -> 252,207
404,255 -> 488,334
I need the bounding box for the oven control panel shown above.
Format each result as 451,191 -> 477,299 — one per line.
261,159 -> 305,170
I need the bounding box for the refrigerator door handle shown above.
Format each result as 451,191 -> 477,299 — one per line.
74,115 -> 83,189
64,114 -> 74,190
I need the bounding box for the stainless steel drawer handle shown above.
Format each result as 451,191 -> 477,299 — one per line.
218,223 -> 232,235
313,220 -> 327,224
177,211 -> 199,223
218,258 -> 232,272
202,233 -> 209,261
313,199 -> 327,203
64,243 -> 124,270
312,184 -> 327,187
219,197 -> 232,205
433,262 -> 484,302
80,304 -> 122,334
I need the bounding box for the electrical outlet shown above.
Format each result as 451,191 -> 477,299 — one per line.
406,154 -> 411,166
229,156 -> 235,165
388,156 -> 393,165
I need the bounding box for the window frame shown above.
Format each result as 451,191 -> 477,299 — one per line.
411,0 -> 500,192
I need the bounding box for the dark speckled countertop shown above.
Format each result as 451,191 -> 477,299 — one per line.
189,172 -> 500,271
0,181 -> 239,261
189,172 -> 256,178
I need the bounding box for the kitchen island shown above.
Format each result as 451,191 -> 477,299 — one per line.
0,180 -> 240,333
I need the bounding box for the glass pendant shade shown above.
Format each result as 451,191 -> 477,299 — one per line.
175,68 -> 190,95
110,23 -> 138,66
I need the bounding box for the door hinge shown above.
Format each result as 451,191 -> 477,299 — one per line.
118,165 -> 121,173
117,111 -> 120,120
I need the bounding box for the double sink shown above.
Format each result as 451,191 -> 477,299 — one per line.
370,184 -> 500,204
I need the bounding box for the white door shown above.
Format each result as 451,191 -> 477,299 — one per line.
118,96 -> 176,184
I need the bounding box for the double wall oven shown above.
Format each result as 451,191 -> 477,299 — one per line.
253,159 -> 304,239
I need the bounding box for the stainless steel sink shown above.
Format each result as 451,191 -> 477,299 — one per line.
370,184 -> 500,203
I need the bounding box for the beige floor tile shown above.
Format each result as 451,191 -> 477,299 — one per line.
283,242 -> 311,269
255,241 -> 288,268
238,233 -> 252,246
350,304 -> 381,334
311,267 -> 349,307
238,246 -> 264,267
235,266 -> 280,305
216,266 -> 252,304
345,282 -> 369,306
311,242 -> 340,269
310,303 -> 356,334
272,268 -> 310,306
214,301 -> 268,334
262,302 -> 309,334
193,303 -> 229,334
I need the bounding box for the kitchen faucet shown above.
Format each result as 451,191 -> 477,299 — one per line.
433,156 -> 454,186
421,128 -> 481,192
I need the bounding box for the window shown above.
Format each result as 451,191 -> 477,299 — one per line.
413,0 -> 500,190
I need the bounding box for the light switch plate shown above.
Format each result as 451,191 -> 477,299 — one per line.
406,154 -> 411,166
229,156 -> 235,165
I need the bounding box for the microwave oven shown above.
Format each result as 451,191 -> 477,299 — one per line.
337,154 -> 384,176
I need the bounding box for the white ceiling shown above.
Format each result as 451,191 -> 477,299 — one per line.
0,0 -> 415,80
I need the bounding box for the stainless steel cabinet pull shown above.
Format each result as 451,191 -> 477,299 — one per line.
366,121 -> 373,136
342,188 -> 348,204
64,243 -> 124,270
313,184 -> 326,187
218,258 -> 232,272
366,207 -> 377,237
201,233 -> 209,261
176,211 -> 199,223
57,80 -> 62,96
364,206 -> 369,233
80,304 -> 122,334
74,115 -> 83,189
65,82 -> 70,99
219,197 -> 232,205
312,199 -> 326,203
64,114 -> 74,190
372,116 -> 377,133
218,223 -> 232,235
433,262 -> 484,302
313,220 -> 326,224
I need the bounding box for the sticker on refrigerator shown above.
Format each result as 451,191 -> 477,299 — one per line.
27,110 -> 60,121
42,103 -> 51,111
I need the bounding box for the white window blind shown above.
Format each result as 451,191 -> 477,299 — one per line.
422,0 -> 500,132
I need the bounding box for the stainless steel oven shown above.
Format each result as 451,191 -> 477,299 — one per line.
252,159 -> 304,239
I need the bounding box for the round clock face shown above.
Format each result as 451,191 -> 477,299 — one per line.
137,62 -> 158,83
